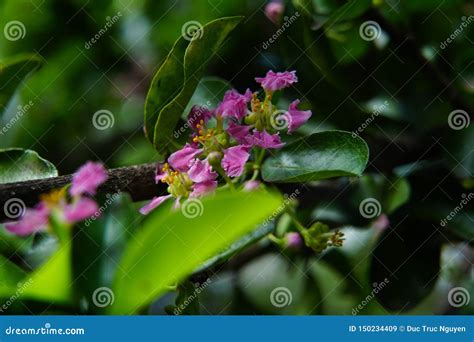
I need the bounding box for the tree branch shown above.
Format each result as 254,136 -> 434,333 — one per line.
0,163 -> 165,223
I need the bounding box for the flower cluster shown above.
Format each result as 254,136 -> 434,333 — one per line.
141,70 -> 312,214
5,162 -> 108,236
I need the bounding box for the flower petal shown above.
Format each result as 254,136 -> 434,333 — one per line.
287,100 -> 312,134
70,161 -> 108,197
168,144 -> 203,172
187,105 -> 213,130
139,195 -> 172,215
252,130 -> 285,149
222,145 -> 250,177
255,70 -> 297,92
216,89 -> 252,120
5,205 -> 49,236
227,121 -> 252,144
188,158 -> 217,183
191,180 -> 217,197
63,197 -> 99,224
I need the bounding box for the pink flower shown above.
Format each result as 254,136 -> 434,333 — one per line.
227,121 -> 252,145
287,100 -> 312,134
191,180 -> 218,197
70,162 -> 108,197
216,89 -> 252,120
251,130 -> 285,149
265,1 -> 285,24
255,70 -> 298,92
285,232 -> 302,248
222,146 -> 250,177
139,195 -> 172,215
188,105 -> 213,130
63,197 -> 99,224
188,159 -> 217,183
168,144 -> 202,172
5,203 -> 49,237
244,180 -> 261,191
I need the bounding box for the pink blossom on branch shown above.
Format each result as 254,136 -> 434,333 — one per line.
216,89 -> 252,119
265,1 -> 285,24
255,70 -> 298,92
287,100 -> 312,134
70,161 -> 108,197
222,145 -> 250,177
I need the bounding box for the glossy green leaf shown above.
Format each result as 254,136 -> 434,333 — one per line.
111,188 -> 282,314
183,77 -> 232,116
324,0 -> 372,27
72,194 -> 139,313
262,131 -> 369,183
0,54 -> 42,116
0,254 -> 26,298
0,148 -> 58,184
144,16 -> 243,153
195,221 -> 275,273
21,243 -> 72,304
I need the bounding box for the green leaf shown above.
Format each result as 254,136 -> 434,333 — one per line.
110,188 -> 283,314
195,221 -> 275,273
0,148 -> 58,184
0,54 -> 42,116
144,16 -> 243,153
324,0 -> 372,27
21,243 -> 73,304
0,254 -> 26,298
262,131 -> 369,183
183,77 -> 232,116
72,194 -> 139,313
